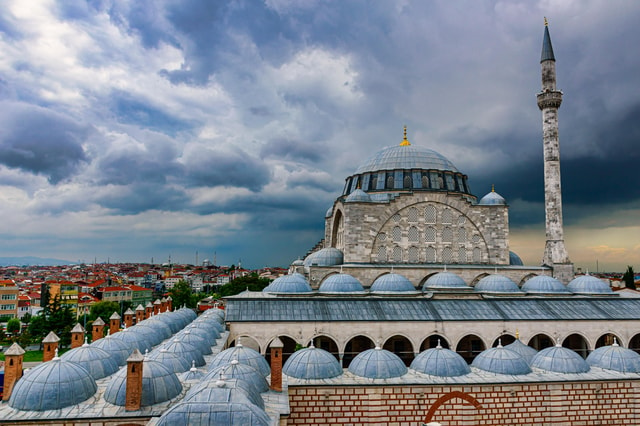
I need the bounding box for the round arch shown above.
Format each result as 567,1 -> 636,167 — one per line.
383,335 -> 415,366
418,272 -> 440,289
343,335 -> 375,368
595,333 -> 621,349
562,333 -> 590,359
264,335 -> 298,365
527,333 -> 555,351
229,335 -> 260,353
492,333 -> 516,347
420,334 -> 450,351
307,335 -> 340,362
629,333 -> 640,354
455,334 -> 486,363
470,273 -> 490,287
331,209 -> 344,250
518,273 -> 539,286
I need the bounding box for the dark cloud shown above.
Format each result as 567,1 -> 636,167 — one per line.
96,182 -> 189,214
0,103 -> 89,183
260,137 -> 327,164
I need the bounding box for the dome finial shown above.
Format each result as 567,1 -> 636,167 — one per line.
436,339 -> 442,349
491,184 -> 495,192
515,329 -> 520,340
400,125 -> 411,146
544,16 -> 548,27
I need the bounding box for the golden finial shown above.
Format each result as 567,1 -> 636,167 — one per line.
516,329 -> 520,340
544,17 -> 548,27
400,125 -> 411,146
491,184 -> 495,192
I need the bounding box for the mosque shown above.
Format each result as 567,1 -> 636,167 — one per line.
1,22 -> 640,426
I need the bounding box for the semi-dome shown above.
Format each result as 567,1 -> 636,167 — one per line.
205,359 -> 269,393
60,342 -> 120,380
303,247 -> 344,267
263,274 -> 312,294
531,344 -> 590,374
319,273 -> 365,294
209,342 -> 271,377
370,273 -> 417,293
345,188 -> 372,203
567,274 -> 613,294
504,338 -> 538,365
283,346 -> 343,380
522,275 -> 570,294
422,272 -> 470,291
9,356 -> 97,411
348,346 -> 408,379
478,188 -> 506,205
104,358 -> 182,406
185,377 -> 265,410
411,345 -> 471,377
90,334 -> 133,366
471,345 -> 531,375
474,274 -> 522,293
155,401 -> 271,426
586,342 -> 640,373
509,251 -> 524,266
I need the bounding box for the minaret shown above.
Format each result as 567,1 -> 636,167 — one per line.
536,19 -> 573,283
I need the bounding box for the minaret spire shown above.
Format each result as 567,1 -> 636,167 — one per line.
536,19 -> 573,283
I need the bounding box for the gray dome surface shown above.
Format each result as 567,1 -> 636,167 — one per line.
90,335 -> 133,366
283,346 -> 343,380
9,358 -> 97,411
355,144 -> 459,174
155,401 -> 271,426
161,338 -> 206,367
180,364 -> 206,382
370,273 -> 417,293
60,343 -> 120,380
474,274 -> 522,293
192,316 -> 224,333
423,272 -> 470,290
187,377 -> 265,410
586,343 -> 640,373
509,251 -> 524,266
522,275 -> 570,294
411,346 -> 471,377
303,247 -> 344,267
175,330 -> 212,355
348,347 -> 408,379
472,346 -> 531,375
264,274 -> 313,293
504,339 -> 538,365
345,188 -> 372,203
531,345 -> 590,374
104,358 -> 182,407
205,360 -> 269,393
128,324 -> 164,347
319,273 -> 365,294
135,319 -> 173,340
185,323 -> 221,344
478,189 -> 506,205
210,343 -> 271,377
147,348 -> 192,373
110,328 -> 154,353
567,274 -> 613,294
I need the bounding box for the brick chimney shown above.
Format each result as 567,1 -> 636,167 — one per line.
92,317 -> 106,341
70,323 -> 86,349
125,348 -> 145,411
153,299 -> 161,315
109,311 -> 121,335
144,301 -> 153,319
269,337 -> 284,392
135,304 -> 145,323
42,331 -> 60,362
166,295 -> 173,311
160,297 -> 168,313
2,343 -> 25,401
123,308 -> 134,328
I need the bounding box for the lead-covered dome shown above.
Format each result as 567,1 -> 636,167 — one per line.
156,401 -> 271,426
206,360 -> 269,393
263,273 -> 312,294
471,345 -> 531,375
356,144 -> 459,175
522,275 -> 570,294
474,274 -> 522,294
104,358 -> 182,406
423,272 -> 470,291
478,188 -> 506,205
283,345 -> 343,380
303,247 -> 344,267
531,344 -> 590,374
345,188 -> 372,203
370,273 -> 417,293
567,274 -> 613,295
319,273 -> 366,294
60,342 -> 120,380
586,342 -> 640,373
411,345 -> 471,377
348,346 -> 408,379
504,338 -> 538,365
209,342 -> 271,377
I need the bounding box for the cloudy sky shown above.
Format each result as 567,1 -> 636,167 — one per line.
0,0 -> 638,271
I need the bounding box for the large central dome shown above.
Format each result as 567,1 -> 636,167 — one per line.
355,144 -> 459,174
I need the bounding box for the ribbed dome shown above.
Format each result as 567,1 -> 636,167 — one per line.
147,348 -> 193,373
567,274 -> 613,294
474,274 -> 522,293
161,338 -> 206,367
135,318 -> 173,340
472,345 -> 531,375
504,338 -> 538,365
206,359 -> 269,393
264,274 -> 312,293
348,347 -> 408,379
531,344 -> 590,373
185,323 -> 221,344
303,247 -> 344,267
509,251 -> 524,266
522,275 -> 570,294
128,324 -> 164,347
355,144 -> 459,174
283,346 -> 343,380
175,330 -> 212,355
319,273 -> 365,294
8,357 -> 97,411
411,345 -> 471,377
478,189 -> 506,205
104,358 -> 182,406
423,272 -> 470,290
60,343 -> 120,380
155,401 -> 271,426
110,328 -> 154,353
180,363 -> 206,382
370,273 -> 417,293
192,316 -> 224,333
210,343 -> 271,377
90,334 -> 133,366
586,342 -> 640,373
185,377 -> 265,409
345,188 -> 372,203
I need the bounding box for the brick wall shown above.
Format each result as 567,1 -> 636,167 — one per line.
287,380 -> 639,425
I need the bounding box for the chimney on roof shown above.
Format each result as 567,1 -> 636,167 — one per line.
109,311 -> 121,335
123,308 -> 134,328
92,317 -> 106,341
145,302 -> 153,319
269,337 -> 284,392
166,295 -> 173,311
135,304 -> 145,324
2,343 -> 25,401
125,349 -> 145,411
160,297 -> 168,313
153,299 -> 161,315
42,331 -> 60,362
70,323 -> 86,349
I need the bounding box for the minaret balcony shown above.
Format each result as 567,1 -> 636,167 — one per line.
537,90 -> 563,109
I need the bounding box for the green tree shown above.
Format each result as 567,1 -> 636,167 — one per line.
623,266 -> 636,290
218,275 -> 271,297
169,280 -> 197,308
27,295 -> 76,348
6,318 -> 21,337
89,301 -> 121,323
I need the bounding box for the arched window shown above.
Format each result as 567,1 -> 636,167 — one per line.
442,247 -> 453,264
458,228 -> 466,243
442,227 -> 453,243
392,226 -> 402,242
408,226 -> 419,242
407,207 -> 418,222
403,175 -> 412,189
425,226 -> 436,243
442,209 -> 453,224
393,246 -> 403,262
377,246 -> 387,262
458,247 -> 467,263
392,213 -> 401,223
472,247 -> 481,263
421,175 -> 429,188
408,246 -> 419,263
386,174 -> 394,189
425,205 -> 436,223
425,246 -> 436,263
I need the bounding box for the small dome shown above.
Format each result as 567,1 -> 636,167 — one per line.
175,330 -> 212,355
472,345 -> 531,375
345,188 -> 372,203
522,275 -> 570,294
504,338 -> 538,365
209,343 -> 271,377
205,360 -> 270,393
509,251 -> 524,266
531,344 -> 590,373
423,272 -> 470,291
180,363 -> 206,382
60,343 -> 120,380
156,401 -> 271,426
186,323 -> 221,344
135,319 -> 173,340
129,324 -> 164,347
185,376 -> 265,409
264,274 -> 312,293
104,358 -> 182,406
348,347 -> 408,379
110,328 -> 154,353
292,258 -> 304,266
319,273 -> 366,294
325,206 -> 334,218
303,247 -> 344,267
478,188 -> 506,205
411,345 -> 471,377
283,346 -> 343,380
370,273 -> 417,293
9,357 -> 97,411
192,316 -> 224,333
474,274 -> 522,293
147,348 -> 193,373
567,274 -> 613,294
90,335 -> 133,366
586,342 -> 640,373
161,338 -> 206,367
